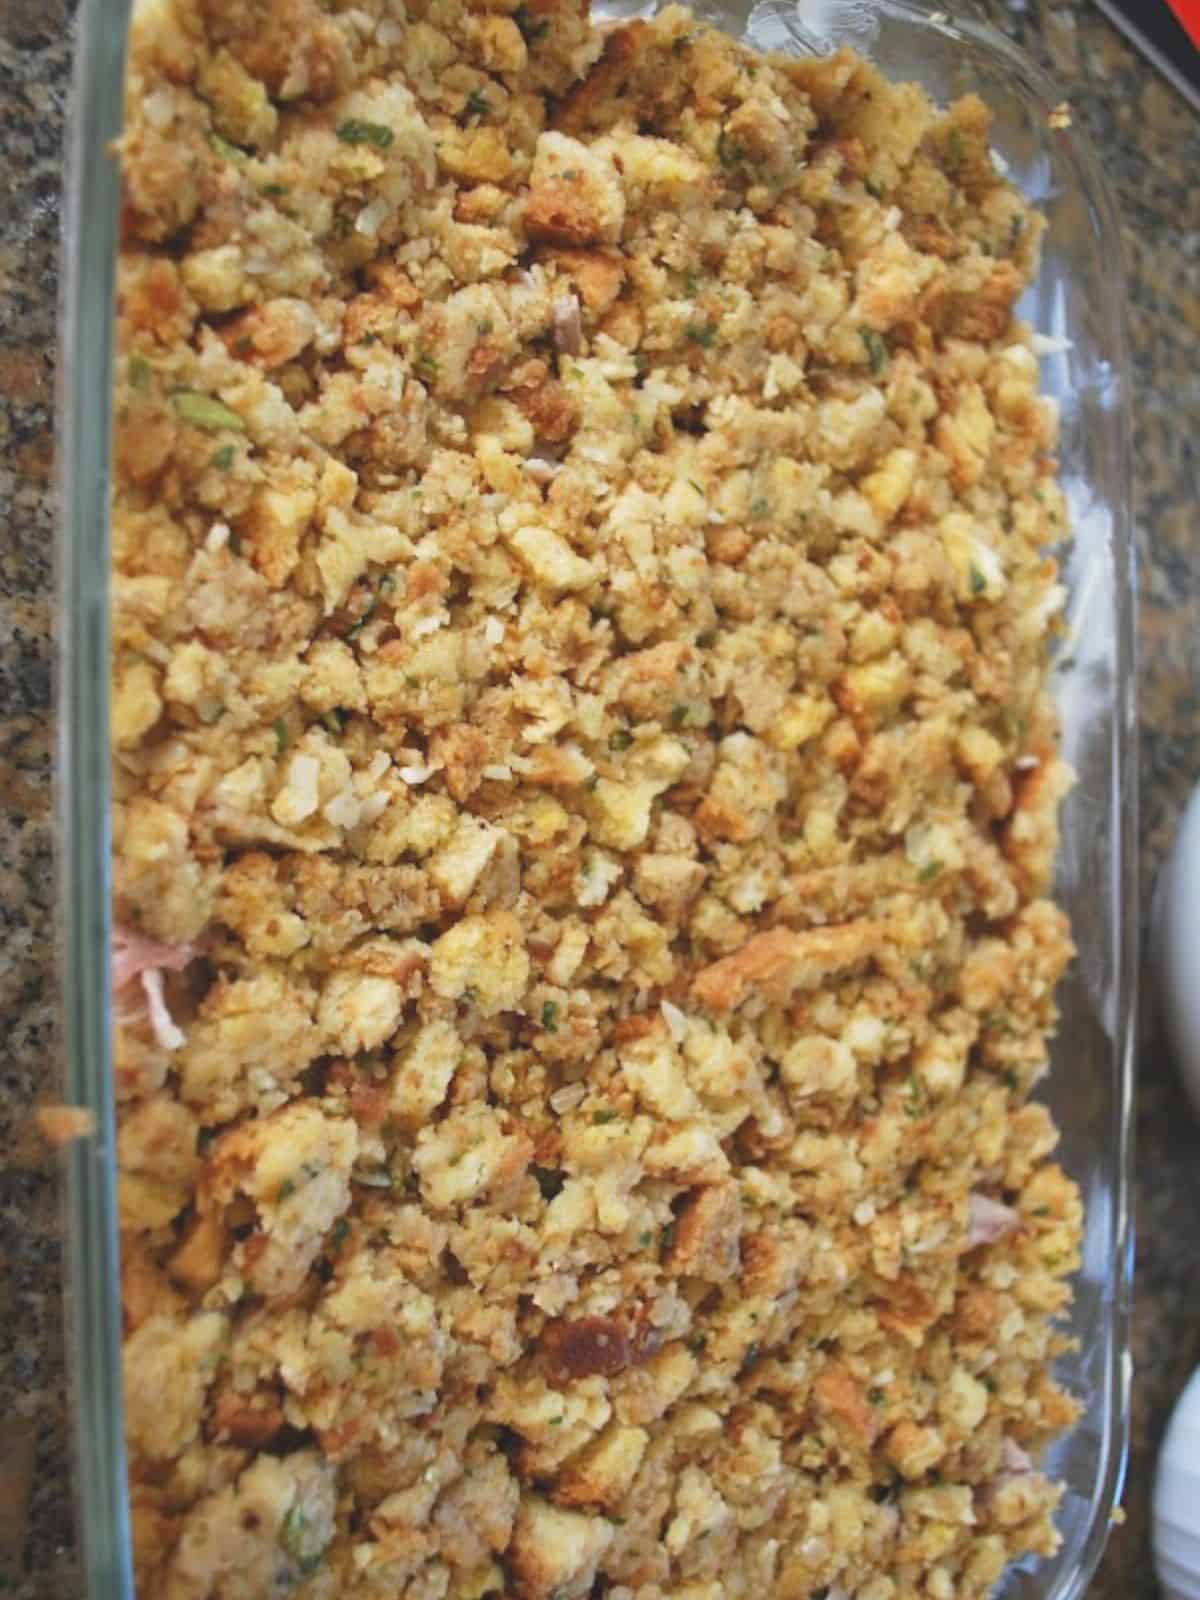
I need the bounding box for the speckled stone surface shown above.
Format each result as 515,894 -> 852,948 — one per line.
0,0 -> 1197,1594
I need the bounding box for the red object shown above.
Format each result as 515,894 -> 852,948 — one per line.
1166,0 -> 1200,47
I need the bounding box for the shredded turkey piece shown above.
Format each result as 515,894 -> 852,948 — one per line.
111,1 -> 1084,1596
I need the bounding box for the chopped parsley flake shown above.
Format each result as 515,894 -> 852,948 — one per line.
210,444 -> 235,470
171,391 -> 246,432
279,1506 -> 328,1577
918,860 -> 944,883
336,119 -> 395,149
609,729 -> 634,752
669,704 -> 688,727
860,327 -> 889,375
541,1000 -> 559,1032
717,128 -> 745,168
969,563 -> 988,596
273,718 -> 290,753
464,89 -> 489,118
592,1109 -> 618,1125
208,132 -> 244,163
685,321 -> 717,349
513,5 -> 549,43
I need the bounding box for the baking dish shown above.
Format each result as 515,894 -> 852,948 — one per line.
55,0 -> 1136,1595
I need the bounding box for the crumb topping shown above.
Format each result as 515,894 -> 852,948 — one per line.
112,1 -> 1082,1595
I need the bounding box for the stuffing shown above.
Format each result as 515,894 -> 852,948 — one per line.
113,1 -> 1082,1595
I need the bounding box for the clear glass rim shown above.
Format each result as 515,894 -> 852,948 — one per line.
56,0 -> 135,1593
879,8 -> 1139,1592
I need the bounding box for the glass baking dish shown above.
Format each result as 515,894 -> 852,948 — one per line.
55,0 -> 1136,1596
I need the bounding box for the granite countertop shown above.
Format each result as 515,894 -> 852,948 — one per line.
1,0 -> 1198,1593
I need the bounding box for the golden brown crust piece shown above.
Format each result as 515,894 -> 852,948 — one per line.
111,0 -> 1081,1595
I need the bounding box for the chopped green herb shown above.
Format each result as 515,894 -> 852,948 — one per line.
475,318 -> 494,336
918,860 -> 944,883
128,353 -> 151,389
669,703 -> 688,728
279,1505 -> 328,1577
541,1000 -> 559,1033
171,391 -> 246,432
1032,1204 -> 1051,1217
969,563 -> 988,596
358,332 -> 379,347
277,1178 -> 295,1201
336,118 -> 395,149
210,444 -> 235,470
228,532 -> 242,556
208,132 -> 245,163
592,1109 -> 618,1125
416,353 -> 438,379
531,1165 -> 564,1201
688,480 -> 704,496
638,1231 -> 652,1247
273,718 -> 289,754
660,1221 -> 676,1255
688,1334 -> 706,1353
742,1342 -> 761,1372
696,629 -> 717,648
513,4 -> 549,42
717,127 -> 744,168
869,1387 -> 885,1406
672,28 -> 698,52
584,774 -> 599,791
549,1416 -> 564,1426
860,327 -> 889,376
346,576 -> 392,640
262,182 -> 290,197
864,176 -> 884,199
750,497 -> 770,520
464,89 -> 489,118
608,729 -> 633,752
685,321 -> 717,349
322,708 -> 347,736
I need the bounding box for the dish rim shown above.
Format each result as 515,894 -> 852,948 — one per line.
54,2 -> 1136,1595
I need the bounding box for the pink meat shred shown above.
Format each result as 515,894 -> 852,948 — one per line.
967,1191 -> 1020,1247
112,923 -> 194,1051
